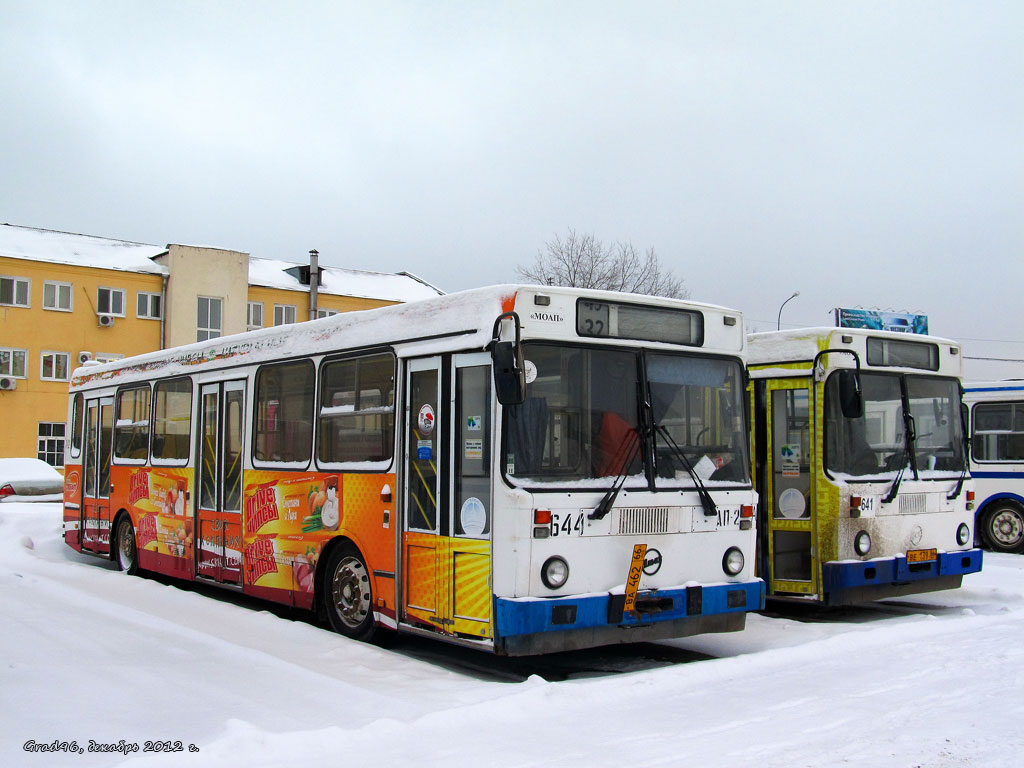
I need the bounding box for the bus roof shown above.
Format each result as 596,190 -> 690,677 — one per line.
70,284 -> 744,391
747,326 -> 964,378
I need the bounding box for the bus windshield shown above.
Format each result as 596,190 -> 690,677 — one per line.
503,343 -> 749,487
825,372 -> 965,478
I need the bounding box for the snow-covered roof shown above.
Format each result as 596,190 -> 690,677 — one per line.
248,257 -> 443,303
0,223 -> 168,275
747,326 -> 960,367
0,224 -> 444,304
71,285 -> 517,389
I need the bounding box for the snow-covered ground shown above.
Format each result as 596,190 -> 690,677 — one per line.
3,502 -> 1021,767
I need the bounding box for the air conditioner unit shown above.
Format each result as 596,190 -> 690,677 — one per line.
78,351 -> 94,365
97,313 -> 115,328
0,376 -> 16,391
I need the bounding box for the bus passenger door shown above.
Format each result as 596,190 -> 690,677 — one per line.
195,380 -> 245,584
402,357 -> 445,631
80,397 -> 113,554
447,353 -> 493,640
763,381 -> 819,598
401,354 -> 494,640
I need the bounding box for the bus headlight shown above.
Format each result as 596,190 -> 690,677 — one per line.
722,547 -> 744,576
854,530 -> 872,556
957,523 -> 970,546
541,556 -> 569,589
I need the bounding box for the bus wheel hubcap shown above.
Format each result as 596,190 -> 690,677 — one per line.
993,510 -> 1023,545
332,557 -> 369,628
119,525 -> 135,569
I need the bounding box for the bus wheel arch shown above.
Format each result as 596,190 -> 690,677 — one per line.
318,538 -> 378,642
979,500 -> 1024,554
112,510 -> 139,575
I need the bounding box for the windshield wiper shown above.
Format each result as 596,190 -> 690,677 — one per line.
588,427 -> 644,521
655,425 -> 719,517
883,413 -> 916,504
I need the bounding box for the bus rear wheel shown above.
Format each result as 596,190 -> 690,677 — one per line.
114,516 -> 139,575
981,502 -> 1024,554
323,544 -> 376,641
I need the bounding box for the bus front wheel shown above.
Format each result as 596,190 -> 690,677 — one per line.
114,516 -> 139,575
980,502 -> 1024,554
322,544 -> 376,641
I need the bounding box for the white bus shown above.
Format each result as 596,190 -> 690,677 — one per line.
748,328 -> 982,605
63,285 -> 764,655
964,381 -> 1024,553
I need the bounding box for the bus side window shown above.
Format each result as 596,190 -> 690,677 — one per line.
153,378 -> 193,463
318,353 -> 396,465
114,385 -> 151,461
70,393 -> 83,459
255,360 -> 315,465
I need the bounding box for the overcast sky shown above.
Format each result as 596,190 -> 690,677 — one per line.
2,1 -> 1021,379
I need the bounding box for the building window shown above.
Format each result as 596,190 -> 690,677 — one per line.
43,281 -> 73,312
137,291 -> 162,319
197,296 -> 223,342
1,276 -> 30,307
247,301 -> 264,330
38,422 -> 66,467
317,309 -> 339,319
274,304 -> 297,326
97,287 -> 126,316
40,351 -> 70,381
1,347 -> 28,378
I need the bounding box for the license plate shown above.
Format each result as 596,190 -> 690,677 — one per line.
907,548 -> 937,564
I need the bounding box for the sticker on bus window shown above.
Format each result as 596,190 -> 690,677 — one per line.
524,360 -> 537,384
464,439 -> 483,459
418,404 -> 435,435
460,497 -> 487,536
466,415 -> 483,431
780,444 -> 801,477
417,440 -> 433,460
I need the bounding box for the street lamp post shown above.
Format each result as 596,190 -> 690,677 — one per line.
777,291 -> 800,330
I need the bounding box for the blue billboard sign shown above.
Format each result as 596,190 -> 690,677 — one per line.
835,308 -> 928,335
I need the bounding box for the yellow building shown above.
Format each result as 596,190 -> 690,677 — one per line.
0,224 -> 442,465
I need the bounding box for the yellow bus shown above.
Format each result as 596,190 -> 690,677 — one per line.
748,327 -> 981,605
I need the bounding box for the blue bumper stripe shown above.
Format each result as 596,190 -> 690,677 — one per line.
822,549 -> 983,592
495,579 -> 766,638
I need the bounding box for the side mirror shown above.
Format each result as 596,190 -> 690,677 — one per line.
490,312 -> 526,406
838,369 -> 863,419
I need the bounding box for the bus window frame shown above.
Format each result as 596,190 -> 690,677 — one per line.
971,399 -> 1024,464
315,348 -> 397,473
70,392 -> 84,459
112,383 -> 152,466
252,357 -> 316,470
499,340 -> 751,492
151,376 -> 194,467
822,369 -> 966,481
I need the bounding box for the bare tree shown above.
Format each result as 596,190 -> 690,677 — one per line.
516,229 -> 688,299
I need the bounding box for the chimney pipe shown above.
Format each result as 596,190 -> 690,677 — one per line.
308,249 -> 319,321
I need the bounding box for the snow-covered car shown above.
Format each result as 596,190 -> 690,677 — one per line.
0,458 -> 64,502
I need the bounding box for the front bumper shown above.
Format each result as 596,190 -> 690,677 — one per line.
821,548 -> 983,605
493,579 -> 765,654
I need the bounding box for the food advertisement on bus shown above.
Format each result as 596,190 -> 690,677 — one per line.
118,466 -> 193,566
241,470 -> 396,599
